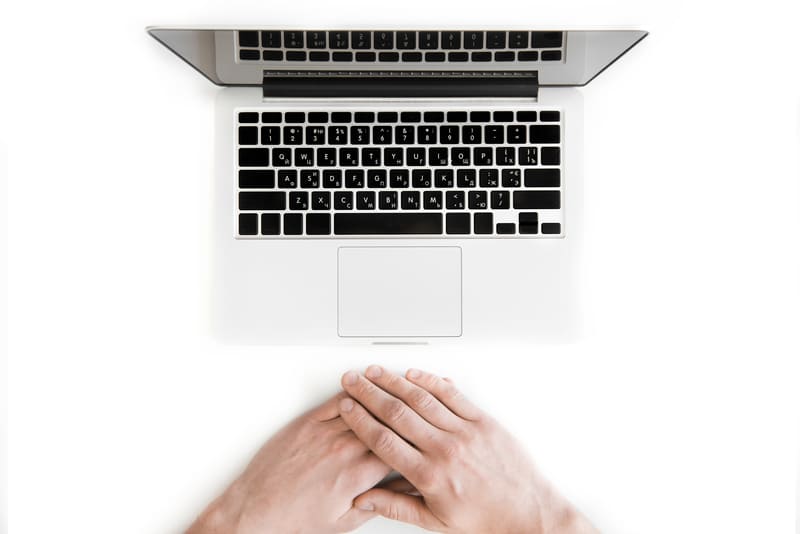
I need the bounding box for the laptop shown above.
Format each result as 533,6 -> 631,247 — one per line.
148,27 -> 647,344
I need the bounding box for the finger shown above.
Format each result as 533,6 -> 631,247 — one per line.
354,488 -> 445,531
309,391 -> 348,421
380,476 -> 420,496
338,397 -> 428,489
322,416 -> 350,433
336,507 -> 376,533
406,369 -> 482,421
342,371 -> 442,449
364,365 -> 463,432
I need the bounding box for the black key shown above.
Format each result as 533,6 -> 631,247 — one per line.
355,112 -> 375,123
239,213 -> 258,235
531,31 -> 563,48
261,112 -> 281,123
306,214 -> 331,235
495,51 -> 515,61
401,191 -> 420,210
519,212 -> 539,234
448,52 -> 468,62
289,191 -> 309,210
284,213 -> 303,235
379,52 -> 400,62
412,169 -> 432,188
424,111 -> 445,122
379,191 -> 398,210
263,51 -> 284,61
407,147 -> 426,166
271,148 -> 291,166
494,111 -> 514,122
418,126 -> 437,144
306,126 -> 325,144
447,111 -> 467,122
541,222 -> 561,234
334,191 -> 354,210
496,223 -> 515,234
329,126 -> 348,144
331,112 -> 352,123
540,110 -> 561,122
518,51 -> 539,61
362,148 -> 381,166
309,51 -> 330,61
496,147 -> 515,165
356,52 -> 376,62
261,31 -> 281,48
472,52 -> 492,62
239,169 -> 275,188
374,31 -> 394,49
306,31 -> 326,48
278,170 -> 297,188
300,170 -> 320,188
524,168 -> 560,187
345,170 -> 365,188
501,168 -> 521,187
507,125 -> 527,144
542,50 -> 562,61
474,147 -> 493,166
464,31 -> 484,49
239,49 -> 260,60
323,170 -> 342,188
368,169 -> 387,188
424,191 -> 442,209
317,148 -> 336,166
434,169 -> 454,188
486,31 -> 506,49
446,213 -> 470,234
339,147 -> 359,166
261,213 -> 280,235
351,126 -> 369,144
440,125 -> 459,144
462,125 -> 482,144
373,126 -> 392,144
514,191 -> 561,209
283,126 -> 302,145
530,125 -> 560,143
419,31 -> 439,49
474,213 -> 493,234
285,112 -> 305,123
286,51 -> 307,61
335,213 -> 442,235
508,31 -> 529,48
479,169 -> 499,187
541,147 -> 560,165
395,125 -> 415,144
312,191 -> 330,210
451,148 -> 470,166
357,191 -> 376,210
332,52 -> 354,61
397,31 -> 416,49
491,190 -> 510,209
485,125 -> 504,143
425,52 -> 446,61
470,111 -> 491,122
238,126 -> 258,145
351,31 -> 371,49
384,147 -> 403,166
446,191 -> 465,210
457,169 -> 476,188
402,52 -> 423,62
468,190 -> 488,209
389,169 -> 409,188
294,148 -> 313,167
441,31 -> 461,49
239,31 -> 259,47
239,148 -> 269,167
326,31 -> 348,48
517,111 -> 537,122
377,112 -> 398,123
519,146 -> 538,165
429,147 -> 448,166
239,191 -> 285,210
238,112 -> 258,123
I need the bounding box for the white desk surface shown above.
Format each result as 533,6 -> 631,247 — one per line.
4,0 -> 799,532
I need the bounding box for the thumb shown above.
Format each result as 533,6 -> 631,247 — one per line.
354,488 -> 445,531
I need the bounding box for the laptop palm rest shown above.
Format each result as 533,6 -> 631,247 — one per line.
337,247 -> 462,338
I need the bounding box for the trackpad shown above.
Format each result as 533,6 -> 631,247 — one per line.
338,247 -> 462,337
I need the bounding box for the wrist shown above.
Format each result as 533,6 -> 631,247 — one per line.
186,482 -> 246,534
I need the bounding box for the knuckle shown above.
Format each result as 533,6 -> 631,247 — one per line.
385,399 -> 407,423
373,429 -> 396,454
409,389 -> 434,411
386,501 -> 403,521
440,437 -> 463,460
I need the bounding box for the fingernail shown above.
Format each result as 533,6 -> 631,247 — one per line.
407,368 -> 421,379
339,398 -> 354,412
358,502 -> 375,511
343,370 -> 359,386
365,365 -> 382,379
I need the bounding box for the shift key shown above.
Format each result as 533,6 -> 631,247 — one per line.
513,191 -> 561,209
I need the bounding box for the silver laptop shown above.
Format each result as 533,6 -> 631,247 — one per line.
148,27 -> 646,344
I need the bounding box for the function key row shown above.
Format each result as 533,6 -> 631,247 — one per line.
239,30 -> 563,51
237,110 -> 560,124
239,49 -> 561,62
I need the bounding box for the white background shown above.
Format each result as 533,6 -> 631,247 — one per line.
3,0 -> 799,533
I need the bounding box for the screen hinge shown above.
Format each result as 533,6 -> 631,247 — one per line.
261,70 -> 538,98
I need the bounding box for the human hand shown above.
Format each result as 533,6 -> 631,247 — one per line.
186,393 -> 391,534
337,366 -> 599,534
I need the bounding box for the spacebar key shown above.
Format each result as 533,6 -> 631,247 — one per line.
334,213 -> 443,235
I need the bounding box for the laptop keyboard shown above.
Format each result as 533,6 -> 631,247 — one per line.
236,107 -> 563,238
237,30 -> 565,64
